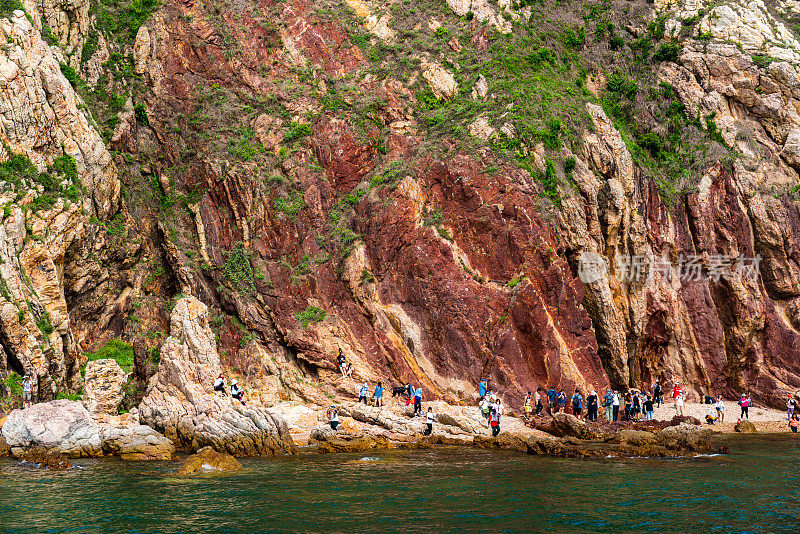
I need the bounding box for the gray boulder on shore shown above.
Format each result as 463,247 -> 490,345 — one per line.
1,399 -> 175,459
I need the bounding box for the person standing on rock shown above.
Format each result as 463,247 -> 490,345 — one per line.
424,407 -> 435,436
739,393 -> 749,419
603,389 -> 613,421
213,373 -> 227,396
787,394 -> 796,422
230,380 -> 246,405
612,391 -> 620,422
547,386 -> 557,415
790,413 -> 798,433
523,392 -> 532,420
413,387 -> 423,416
359,382 -> 369,404
632,393 -> 641,422
673,382 -> 681,404
571,389 -> 583,419
557,389 -> 566,413
535,388 -> 544,416
373,382 -> 384,407
653,380 -> 662,408
716,396 -> 725,423
587,389 -> 598,421
337,349 -> 346,378
479,396 -> 491,421
328,405 -> 339,431
345,363 -> 354,379
644,394 -> 654,421
22,375 -> 32,408
478,378 -> 487,399
490,406 -> 501,437
675,392 -> 685,416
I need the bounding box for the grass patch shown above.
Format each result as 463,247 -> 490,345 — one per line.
85,339 -> 134,373
295,306 -> 326,329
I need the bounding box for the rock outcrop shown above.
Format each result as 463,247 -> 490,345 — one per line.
176,446 -> 242,474
18,446 -> 72,469
82,359 -> 126,415
138,297 -> 297,456
1,399 -> 174,459
734,419 -> 757,433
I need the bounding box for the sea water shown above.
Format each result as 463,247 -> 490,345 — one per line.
1,434 -> 799,533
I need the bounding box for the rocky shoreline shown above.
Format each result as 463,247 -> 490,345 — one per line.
0,297 -> 777,468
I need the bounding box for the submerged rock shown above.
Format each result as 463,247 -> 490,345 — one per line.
18,447 -> 72,470
734,420 -> 757,433
138,297 -> 297,457
473,433 -> 529,452
177,446 -> 242,475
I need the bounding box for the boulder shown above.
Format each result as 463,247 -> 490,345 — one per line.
1,399 -> 175,460
0,434 -> 9,457
548,413 -> 597,440
177,446 -> 242,475
670,415 -> 701,426
138,297 -> 297,456
659,423 -> 715,451
18,446 -> 72,470
83,359 -> 126,415
100,425 -> 176,460
734,419 -> 757,433
309,426 -> 338,443
613,429 -> 657,446
2,400 -> 102,457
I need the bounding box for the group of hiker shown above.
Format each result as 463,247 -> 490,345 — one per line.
477,380 -> 504,436
213,373 -> 246,405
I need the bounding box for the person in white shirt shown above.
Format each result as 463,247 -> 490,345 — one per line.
716,397 -> 725,423
22,375 -> 32,408
230,379 -> 246,405
213,373 -> 226,396
479,398 -> 490,421
328,405 -> 339,430
612,391 -> 620,421
675,393 -> 685,416
424,407 -> 434,436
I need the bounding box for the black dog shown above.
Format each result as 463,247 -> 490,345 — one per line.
391,386 -> 407,397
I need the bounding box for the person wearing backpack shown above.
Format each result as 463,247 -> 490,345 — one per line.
571,389 -> 583,419
787,394 -> 797,422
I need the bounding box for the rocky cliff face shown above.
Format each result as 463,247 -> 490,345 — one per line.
2,0 -> 800,411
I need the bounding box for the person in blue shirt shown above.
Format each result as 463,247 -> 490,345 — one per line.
373,382 -> 384,407
358,382 -> 369,404
547,387 -> 557,415
413,387 -> 423,416
571,389 -> 583,419
478,378 -> 487,398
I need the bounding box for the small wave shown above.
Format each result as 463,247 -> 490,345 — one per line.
693,453 -> 722,458
359,456 -> 381,461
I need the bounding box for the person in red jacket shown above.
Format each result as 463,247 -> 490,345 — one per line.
672,382 -> 681,402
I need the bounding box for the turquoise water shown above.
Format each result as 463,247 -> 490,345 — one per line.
2,435 -> 800,533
